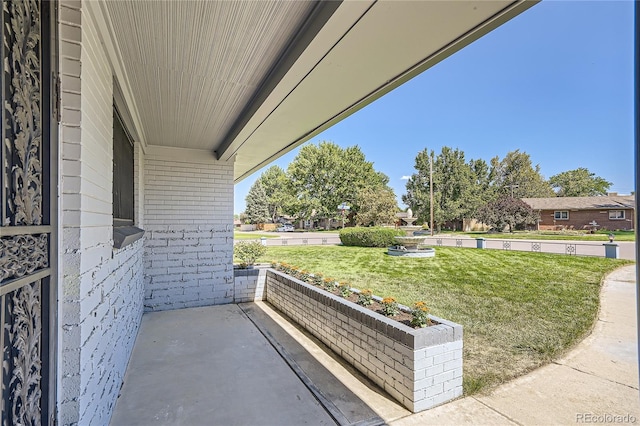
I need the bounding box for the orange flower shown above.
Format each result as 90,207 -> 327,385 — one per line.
414,301 -> 429,312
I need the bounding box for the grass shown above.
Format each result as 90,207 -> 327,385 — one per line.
457,230 -> 635,242
258,245 -> 633,395
233,231 -> 279,240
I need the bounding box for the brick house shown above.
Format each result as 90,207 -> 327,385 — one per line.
522,195 -> 636,231
0,1 -> 544,424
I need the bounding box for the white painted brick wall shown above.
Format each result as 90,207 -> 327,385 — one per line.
265,271 -> 463,413
58,2 -> 145,425
143,146 -> 234,311
233,267 -> 267,302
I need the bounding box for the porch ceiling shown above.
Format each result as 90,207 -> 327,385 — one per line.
101,0 -> 537,182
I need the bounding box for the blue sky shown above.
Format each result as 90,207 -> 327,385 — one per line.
234,0 -> 634,214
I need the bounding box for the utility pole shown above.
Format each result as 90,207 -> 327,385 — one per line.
506,184 -> 519,198
430,151 -> 434,236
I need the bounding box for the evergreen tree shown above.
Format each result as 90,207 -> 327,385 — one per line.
245,180 -> 270,224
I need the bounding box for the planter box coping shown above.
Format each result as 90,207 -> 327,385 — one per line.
267,269 -> 462,349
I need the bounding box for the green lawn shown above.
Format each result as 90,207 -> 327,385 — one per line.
258,245 -> 632,394
458,230 -> 635,242
233,231 -> 279,240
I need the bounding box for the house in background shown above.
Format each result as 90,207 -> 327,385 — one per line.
1,0 -> 541,424
522,195 -> 636,231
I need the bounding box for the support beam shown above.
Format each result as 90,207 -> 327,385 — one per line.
215,0 -> 342,162
634,0 -> 639,396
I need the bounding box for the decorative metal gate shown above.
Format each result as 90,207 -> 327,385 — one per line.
1,0 -> 56,424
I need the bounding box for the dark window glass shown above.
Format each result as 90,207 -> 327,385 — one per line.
113,108 -> 134,223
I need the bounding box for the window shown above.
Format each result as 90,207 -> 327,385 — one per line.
609,210 -> 625,220
554,211 -> 569,220
113,108 -> 134,225
113,106 -> 143,248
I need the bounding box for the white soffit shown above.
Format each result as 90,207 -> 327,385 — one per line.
229,0 -> 537,181
104,0 -> 317,150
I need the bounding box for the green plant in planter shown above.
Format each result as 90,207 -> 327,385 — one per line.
299,270 -> 311,282
411,301 -> 431,328
312,272 -> 324,286
290,266 -> 300,278
323,277 -> 337,291
338,282 -> 351,298
381,297 -> 399,316
234,241 -> 267,268
279,263 -> 293,274
357,289 -> 373,306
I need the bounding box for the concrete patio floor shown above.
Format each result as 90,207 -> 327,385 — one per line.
111,265 -> 639,426
109,301 -> 384,426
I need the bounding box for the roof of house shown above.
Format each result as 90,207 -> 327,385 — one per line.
522,196 -> 635,211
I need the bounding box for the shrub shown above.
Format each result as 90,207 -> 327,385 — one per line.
357,289 -> 373,306
339,227 -> 406,247
234,241 -> 267,268
411,301 -> 431,328
381,297 -> 399,316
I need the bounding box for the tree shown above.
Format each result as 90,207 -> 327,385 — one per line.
490,150 -> 554,198
476,195 -> 539,232
257,165 -> 294,222
354,186 -> 398,226
403,147 -> 489,230
549,168 -> 612,197
245,180 -> 270,224
287,141 -> 388,226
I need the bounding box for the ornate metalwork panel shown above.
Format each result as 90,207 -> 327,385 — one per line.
565,244 -> 577,256
1,0 -> 54,424
3,281 -> 43,426
0,234 -> 48,282
2,0 -> 43,227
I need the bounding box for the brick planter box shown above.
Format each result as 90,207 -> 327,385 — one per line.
265,269 -> 463,412
233,266 -> 267,302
